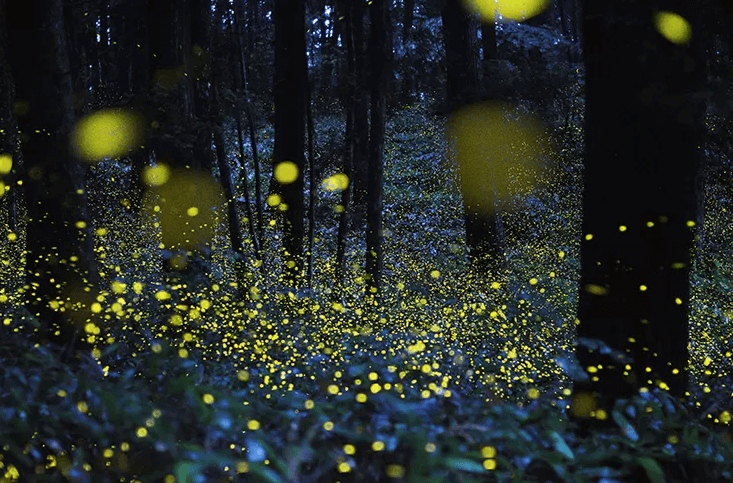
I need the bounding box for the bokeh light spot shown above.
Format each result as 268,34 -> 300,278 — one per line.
267,194 -> 282,207
321,173 -> 349,192
464,0 -> 550,23
143,163 -> 171,187
274,161 -> 299,185
446,101 -> 552,215
0,154 -> 12,174
72,108 -> 143,162
143,169 -> 225,252
653,11 -> 692,45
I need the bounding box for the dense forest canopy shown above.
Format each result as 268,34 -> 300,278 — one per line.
1,0 -> 733,481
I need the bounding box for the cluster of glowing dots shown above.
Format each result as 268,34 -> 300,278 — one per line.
274,161 -> 349,192
0,154 -> 11,197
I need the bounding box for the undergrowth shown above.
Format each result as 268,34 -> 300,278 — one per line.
1,103 -> 732,483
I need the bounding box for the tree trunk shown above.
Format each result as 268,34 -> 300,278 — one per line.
575,0 -> 705,416
334,0 -> 357,301
273,0 -> 307,287
235,0 -> 264,258
481,18 -> 496,84
319,0 -> 332,103
189,0 -> 213,173
0,2 -> 20,237
147,0 -> 184,169
350,0 -> 370,213
306,79 -> 317,288
383,0 -> 398,111
366,0 -> 387,300
400,0 -> 415,104
99,3 -> 108,88
8,0 -> 101,360
442,0 -> 506,277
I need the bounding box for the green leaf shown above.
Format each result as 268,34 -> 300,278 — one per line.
248,463 -> 284,483
612,410 -> 639,442
174,461 -> 203,483
443,457 -> 485,473
247,438 -> 267,462
637,456 -> 665,483
549,431 -> 574,460
553,353 -> 590,383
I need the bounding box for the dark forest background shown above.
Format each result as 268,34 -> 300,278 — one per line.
2,0 -> 733,482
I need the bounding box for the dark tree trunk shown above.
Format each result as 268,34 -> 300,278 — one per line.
401,0 -> 415,104
189,0 -> 213,173
212,96 -> 247,294
123,3 -> 151,215
334,0 -> 357,300
99,3 -> 108,87
147,0 -> 183,168
383,0 -> 397,111
442,0 -> 506,277
129,3 -> 149,97
202,1 -> 247,293
228,10 -> 261,263
89,11 -> 100,93
8,0 -> 100,360
246,0 -> 262,98
0,2 -> 20,235
350,1 -> 370,218
306,79 -> 316,288
108,3 -> 129,96
319,0 -> 333,102
273,0 -> 307,287
575,0 -> 705,416
481,18 -> 496,84
234,0 -> 264,258
63,2 -> 85,114
442,0 -> 479,106
366,0 -> 387,299
557,0 -> 571,39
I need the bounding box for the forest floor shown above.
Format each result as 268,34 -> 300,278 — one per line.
1,102 -> 732,482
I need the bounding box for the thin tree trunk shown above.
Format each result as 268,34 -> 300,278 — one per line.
0,3 -> 19,234
334,4 -> 356,300
99,3 -> 108,87
189,0 -> 213,173
234,114 -> 260,252
401,0 -> 415,104
366,0 -> 387,300
89,11 -> 100,92
306,79 -> 316,288
234,0 -> 264,264
350,1 -> 370,212
213,92 -> 247,294
481,18 -> 496,83
227,8 -> 260,261
318,0 -> 333,102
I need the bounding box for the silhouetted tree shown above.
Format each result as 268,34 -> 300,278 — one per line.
400,0 -> 416,104
8,0 -> 100,359
442,0 -> 506,277
334,0 -> 357,300
575,0 -> 705,415
273,0 -> 308,287
366,0 -> 388,299
350,0 -> 371,213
